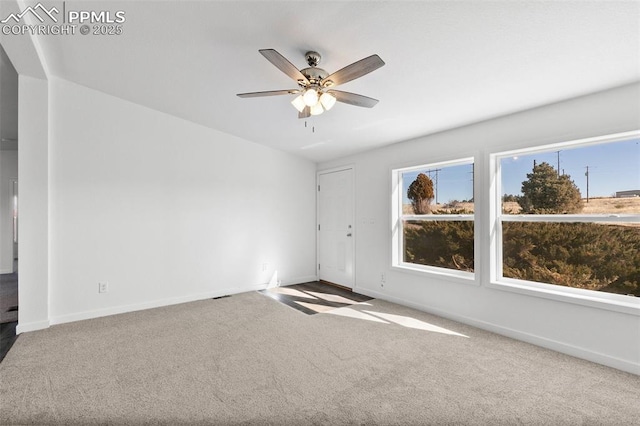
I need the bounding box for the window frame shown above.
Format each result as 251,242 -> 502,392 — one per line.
489,131 -> 640,315
392,157 -> 476,281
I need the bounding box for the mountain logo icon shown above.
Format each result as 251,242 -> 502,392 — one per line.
1,3 -> 59,24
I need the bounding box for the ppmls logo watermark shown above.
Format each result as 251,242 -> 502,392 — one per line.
1,2 -> 126,36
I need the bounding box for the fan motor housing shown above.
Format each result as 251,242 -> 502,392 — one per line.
300,67 -> 329,85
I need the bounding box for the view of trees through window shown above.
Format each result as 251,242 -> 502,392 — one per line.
499,138 -> 640,296
400,161 -> 474,273
395,136 -> 638,299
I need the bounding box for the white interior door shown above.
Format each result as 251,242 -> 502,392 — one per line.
318,168 -> 354,288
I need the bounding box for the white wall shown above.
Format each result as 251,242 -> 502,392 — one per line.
17,75 -> 49,333
47,77 -> 316,324
0,150 -> 18,273
319,83 -> 640,374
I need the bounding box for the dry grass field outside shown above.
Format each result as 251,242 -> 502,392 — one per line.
403,197 -> 640,215
580,196 -> 640,214
403,201 -> 475,215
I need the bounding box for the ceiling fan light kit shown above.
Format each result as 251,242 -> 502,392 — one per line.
320,92 -> 337,110
310,102 -> 324,116
303,87 -> 320,107
291,95 -> 307,112
237,49 -> 385,118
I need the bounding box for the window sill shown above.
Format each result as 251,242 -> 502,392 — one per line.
488,278 -> 640,316
393,263 -> 478,286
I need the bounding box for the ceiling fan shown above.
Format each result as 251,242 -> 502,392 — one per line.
237,49 -> 385,118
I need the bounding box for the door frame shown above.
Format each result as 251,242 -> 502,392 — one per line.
11,179 -> 18,272
316,164 -> 356,289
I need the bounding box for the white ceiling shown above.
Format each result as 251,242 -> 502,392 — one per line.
9,1 -> 640,162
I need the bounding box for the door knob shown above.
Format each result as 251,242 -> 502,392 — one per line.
347,233 -> 352,237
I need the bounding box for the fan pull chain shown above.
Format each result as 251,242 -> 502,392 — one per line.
303,121 -> 315,133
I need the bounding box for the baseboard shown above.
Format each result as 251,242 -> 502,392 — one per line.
280,275 -> 318,286
229,275 -> 317,292
233,283 -> 269,292
16,319 -> 50,334
47,276 -> 319,327
358,288 -> 640,376
0,268 -> 14,274
49,288 -> 240,326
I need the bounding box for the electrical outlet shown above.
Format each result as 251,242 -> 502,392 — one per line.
98,282 -> 109,293
380,273 -> 385,287
262,263 -> 269,272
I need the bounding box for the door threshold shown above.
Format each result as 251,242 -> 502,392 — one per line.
319,280 -> 352,292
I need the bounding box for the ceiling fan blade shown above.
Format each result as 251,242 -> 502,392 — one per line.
298,106 -> 310,119
259,49 -> 310,85
237,89 -> 300,98
321,55 -> 385,87
328,90 -> 379,108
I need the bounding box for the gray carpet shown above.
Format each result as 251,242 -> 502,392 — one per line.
1,290 -> 638,425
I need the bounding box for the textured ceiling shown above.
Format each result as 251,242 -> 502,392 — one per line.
4,1 -> 640,162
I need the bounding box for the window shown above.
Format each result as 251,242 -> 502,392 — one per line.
493,132 -> 640,301
392,158 -> 474,277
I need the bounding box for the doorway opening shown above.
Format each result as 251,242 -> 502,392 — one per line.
1,43 -> 19,362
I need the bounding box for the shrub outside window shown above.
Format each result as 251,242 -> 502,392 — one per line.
494,133 -> 640,301
393,158 -> 475,277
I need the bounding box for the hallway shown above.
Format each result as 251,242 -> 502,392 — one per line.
0,271 -> 18,362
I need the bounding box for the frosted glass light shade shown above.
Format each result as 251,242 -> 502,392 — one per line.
319,92 -> 336,110
310,103 -> 324,115
291,95 -> 306,112
303,88 -> 319,107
